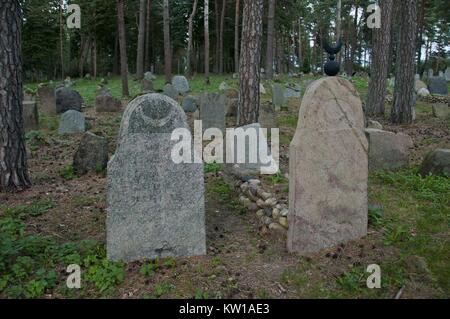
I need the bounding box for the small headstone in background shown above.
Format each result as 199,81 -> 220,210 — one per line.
438,71 -> 444,78
226,122 -> 279,177
432,103 -> 450,120
73,132 -> 109,176
22,101 -> 39,132
272,84 -> 285,111
64,77 -> 73,87
415,80 -> 427,92
84,73 -> 91,80
95,89 -> 122,113
260,83 -> 267,95
163,83 -> 179,100
226,97 -> 238,117
141,79 -> 154,92
288,77 -> 368,253
258,104 -> 277,134
415,74 -> 420,81
172,75 -> 190,94
428,77 -> 448,95
23,92 -> 34,102
219,82 -> 230,92
58,110 -> 85,135
37,86 -> 56,115
144,71 -> 156,81
428,69 -> 434,78
182,95 -> 198,113
107,93 -> 206,262
55,86 -> 83,114
445,68 -> 450,82
419,149 -> 450,177
199,93 -> 226,134
365,129 -> 413,171
367,120 -> 383,130
284,84 -> 301,99
417,87 -> 431,97
233,73 -> 239,79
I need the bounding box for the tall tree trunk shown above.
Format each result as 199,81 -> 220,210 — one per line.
204,0 -> 210,84
79,35 -> 87,77
91,37 -> 97,79
145,0 -> 152,71
265,0 -> 276,79
214,0 -> 220,74
238,0 -> 264,126
234,0 -> 240,72
219,0 -> 226,74
0,0 -> 31,192
298,18 -> 302,67
366,0 -> 394,116
113,29 -> 120,75
136,0 -> 146,79
163,0 -> 172,83
117,0 -> 129,97
391,0 -> 417,124
187,0 -> 199,78
59,0 -> 64,80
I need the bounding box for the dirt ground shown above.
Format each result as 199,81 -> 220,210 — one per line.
1,85 -> 449,299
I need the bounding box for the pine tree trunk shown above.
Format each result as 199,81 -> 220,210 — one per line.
59,0 -> 64,80
391,0 -> 417,124
144,0 -> 152,71
163,0 -> 172,83
117,0 -> 129,97
366,0 -> 394,116
238,0 -> 264,126
219,0 -> 226,74
187,0 -> 199,78
234,0 -> 240,72
0,0 -> 32,192
136,0 -> 146,79
204,0 -> 210,84
265,0 -> 276,79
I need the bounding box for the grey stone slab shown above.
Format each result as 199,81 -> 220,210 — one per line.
58,110 -> 85,135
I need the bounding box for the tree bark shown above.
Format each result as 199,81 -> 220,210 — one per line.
145,0 -> 152,72
366,0 -> 394,116
163,0 -> 172,83
265,0 -> 276,79
219,0 -> 227,74
391,0 -> 417,124
59,0 -> 64,80
234,0 -> 240,72
117,0 -> 129,97
204,0 -> 210,84
187,0 -> 199,78
136,0 -> 146,79
238,0 -> 264,126
0,0 -> 32,192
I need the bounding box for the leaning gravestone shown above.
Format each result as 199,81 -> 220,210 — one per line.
428,77 -> 448,95
172,75 -> 190,94
58,110 -> 85,135
272,84 -> 285,111
446,68 -> 450,82
22,101 -> 39,132
163,84 -> 179,100
199,93 -> 226,134
73,132 -> 109,176
287,77 -> 368,253
55,87 -> 83,114
37,86 -> 56,115
107,94 -> 206,262
226,123 -> 279,177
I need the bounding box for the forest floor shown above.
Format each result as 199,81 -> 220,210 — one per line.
0,75 -> 449,299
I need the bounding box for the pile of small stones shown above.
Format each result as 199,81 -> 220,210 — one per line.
237,179 -> 289,232
418,94 -> 449,105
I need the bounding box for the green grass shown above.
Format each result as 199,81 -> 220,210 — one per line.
0,201 -> 124,298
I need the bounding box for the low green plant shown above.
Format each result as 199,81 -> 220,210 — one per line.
153,282 -> 174,298
204,162 -> 222,174
59,165 -> 76,180
139,261 -> 159,278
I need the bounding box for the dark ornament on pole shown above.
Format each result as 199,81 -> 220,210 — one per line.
323,39 -> 342,76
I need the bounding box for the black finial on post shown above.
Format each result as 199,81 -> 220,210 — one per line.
323,39 -> 342,76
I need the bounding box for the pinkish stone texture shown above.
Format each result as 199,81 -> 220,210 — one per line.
287,77 -> 368,254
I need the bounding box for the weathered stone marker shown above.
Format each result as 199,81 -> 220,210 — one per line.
107,93 -> 206,262
22,101 -> 39,132
272,84 -> 285,111
37,86 -> 56,115
172,75 -> 190,94
199,93 -> 226,134
55,86 -> 83,114
58,110 -> 85,135
288,77 -> 368,253
428,77 -> 448,95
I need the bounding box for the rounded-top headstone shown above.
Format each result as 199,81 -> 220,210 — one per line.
55,86 -> 83,114
118,93 -> 188,142
171,75 -> 190,94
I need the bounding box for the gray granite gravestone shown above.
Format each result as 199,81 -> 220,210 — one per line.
107,93 -> 206,262
58,110 -> 85,135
